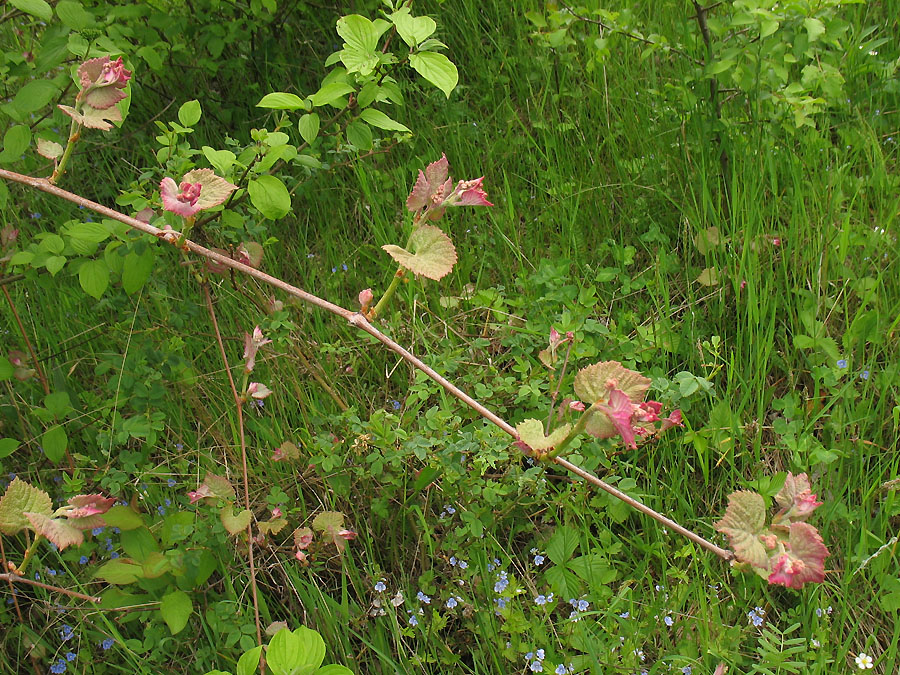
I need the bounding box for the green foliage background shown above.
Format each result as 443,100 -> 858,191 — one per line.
0,0 -> 898,673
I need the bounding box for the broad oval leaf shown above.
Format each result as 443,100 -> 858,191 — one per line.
297,113 -> 320,144
257,92 -> 307,110
345,121 -> 373,150
159,589 -> 193,635
359,108 -> 410,132
248,175 -> 291,220
409,52 -> 458,98
0,125 -> 32,164
78,259 -> 110,299
94,558 -> 144,584
310,82 -> 355,108
10,0 -> 52,21
178,99 -> 202,127
382,225 -> 457,280
42,424 -> 68,463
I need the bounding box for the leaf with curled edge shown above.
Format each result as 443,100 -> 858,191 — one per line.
382,224 -> 457,280
220,505 -> 252,535
0,478 -> 52,535
714,490 -> 771,570
516,418 -> 571,452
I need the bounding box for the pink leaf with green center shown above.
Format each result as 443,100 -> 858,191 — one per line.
0,477 -> 53,535
243,325 -> 272,373
382,224 -> 457,280
714,490 -> 771,570
271,441 -> 301,462
23,512 -> 84,550
160,169 -> 237,218
312,510 -> 351,549
294,526 -> 314,550
515,418 -> 572,452
189,473 -> 236,504
78,56 -> 131,89
220,506 -> 252,535
237,241 -> 263,268
767,522 -> 828,588
247,382 -> 272,399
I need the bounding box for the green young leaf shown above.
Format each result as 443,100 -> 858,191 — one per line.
56,0 -> 95,29
9,0 -> 52,21
202,146 -> 237,175
409,52 -> 459,98
317,666 -> 354,675
220,506 -> 252,535
42,424 -> 68,463
44,391 -> 72,418
45,255 -> 66,275
267,627 -> 326,675
0,125 -> 32,164
804,17 -> 825,42
714,490 -> 770,569
120,526 -> 160,562
257,92 -> 307,110
101,505 -> 145,531
248,175 -> 291,220
515,419 -> 571,452
236,645 -> 264,675
94,559 -> 144,584
309,82 -> 355,108
178,100 -> 202,127
382,225 -> 457,280
141,551 -> 173,579
337,15 -> 391,51
297,113 -> 320,144
78,259 -> 110,299
390,8 -> 437,47
359,108 -> 410,132
159,589 -> 193,635
0,438 -> 20,459
345,121 -> 373,150
0,478 -> 53,535
24,512 -> 83,550
546,524 -> 580,565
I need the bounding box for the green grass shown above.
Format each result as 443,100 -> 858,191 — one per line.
1,0 -> 899,673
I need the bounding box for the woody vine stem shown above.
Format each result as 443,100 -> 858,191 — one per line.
0,168 -> 733,563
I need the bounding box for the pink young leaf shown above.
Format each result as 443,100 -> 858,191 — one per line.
774,472 -> 822,522
160,169 -> 237,218
36,139 -> 63,160
593,388 -> 641,448
766,522 -> 828,589
65,494 -> 115,518
573,361 -> 651,407
406,154 -> 450,212
247,382 -> 272,400
271,441 -> 301,462
243,326 -> 272,373
358,288 -> 374,311
189,473 -> 236,504
449,177 -> 494,207
58,104 -> 122,132
237,241 -> 264,268
714,490 -> 771,570
337,529 -> 357,540
660,409 -> 683,431
78,56 -> 131,90
294,526 -> 314,550
82,84 -> 127,111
